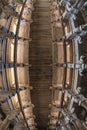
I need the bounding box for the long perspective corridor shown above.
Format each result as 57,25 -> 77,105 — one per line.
0,0 -> 87,130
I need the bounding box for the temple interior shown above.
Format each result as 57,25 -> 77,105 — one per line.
0,0 -> 87,130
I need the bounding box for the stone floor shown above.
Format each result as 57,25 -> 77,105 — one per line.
29,0 -> 52,129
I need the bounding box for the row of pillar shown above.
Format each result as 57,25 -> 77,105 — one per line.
49,0 -> 87,130
0,0 -> 37,130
